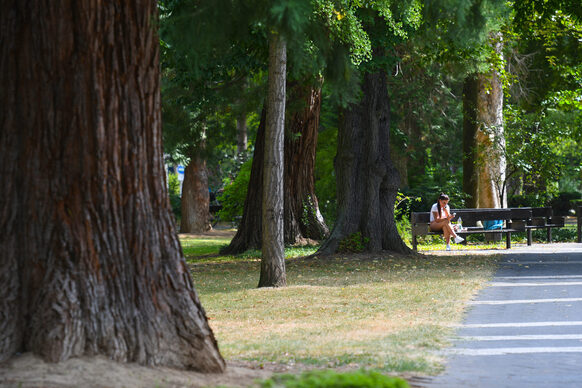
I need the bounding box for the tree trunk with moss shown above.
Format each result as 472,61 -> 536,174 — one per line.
0,1 -> 224,371
463,34 -> 506,209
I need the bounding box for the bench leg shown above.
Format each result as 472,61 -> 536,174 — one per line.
506,232 -> 511,249
412,235 -> 418,252
547,227 -> 552,243
527,229 -> 532,246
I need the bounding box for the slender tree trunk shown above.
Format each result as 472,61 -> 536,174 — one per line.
463,34 -> 507,209
259,33 -> 286,288
180,147 -> 211,233
221,83 -> 328,254
0,1 -> 224,371
317,69 -> 410,255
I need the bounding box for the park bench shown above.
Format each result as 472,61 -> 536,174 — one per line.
410,208 -> 531,251
524,207 -> 565,246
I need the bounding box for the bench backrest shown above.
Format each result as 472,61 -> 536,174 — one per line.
411,208 -> 533,226
531,207 -> 553,217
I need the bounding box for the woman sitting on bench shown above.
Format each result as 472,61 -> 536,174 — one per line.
430,193 -> 464,251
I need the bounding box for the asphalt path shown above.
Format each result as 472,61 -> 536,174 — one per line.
425,243 -> 582,388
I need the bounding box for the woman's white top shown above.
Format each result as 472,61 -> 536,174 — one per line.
430,203 -> 450,222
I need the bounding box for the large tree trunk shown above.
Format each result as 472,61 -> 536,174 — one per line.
0,1 -> 224,371
317,70 -> 411,255
221,84 -> 328,255
259,33 -> 286,288
180,147 -> 211,233
463,34 -> 507,209
462,75 -> 481,208
284,81 -> 329,243
220,109 -> 266,254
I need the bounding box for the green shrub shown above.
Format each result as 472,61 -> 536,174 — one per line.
532,226 -> 577,243
217,159 -> 252,222
168,173 -> 181,221
260,369 -> 409,388
338,232 -> 369,253
314,127 -> 338,228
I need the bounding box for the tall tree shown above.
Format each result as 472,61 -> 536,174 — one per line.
463,33 -> 507,209
318,67 -> 408,254
223,81 -> 329,254
0,1 -> 224,371
180,142 -> 212,233
259,33 -> 287,287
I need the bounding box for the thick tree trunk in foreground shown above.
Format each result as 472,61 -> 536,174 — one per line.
0,2 -> 224,371
259,33 -> 287,288
222,84 -> 328,254
463,34 -> 507,209
318,70 -> 410,255
180,149 -> 211,233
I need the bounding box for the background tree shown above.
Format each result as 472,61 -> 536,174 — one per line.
0,1 -> 224,371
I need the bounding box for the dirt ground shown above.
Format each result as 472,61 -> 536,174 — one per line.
0,353 -> 294,387
0,353 -> 428,388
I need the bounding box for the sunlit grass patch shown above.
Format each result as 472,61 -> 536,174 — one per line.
188,247 -> 498,375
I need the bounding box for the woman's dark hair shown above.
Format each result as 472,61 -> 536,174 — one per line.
437,193 -> 449,218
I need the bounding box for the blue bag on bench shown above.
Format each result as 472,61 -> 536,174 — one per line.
483,220 -> 503,230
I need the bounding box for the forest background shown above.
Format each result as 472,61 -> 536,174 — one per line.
160,0 -> 582,246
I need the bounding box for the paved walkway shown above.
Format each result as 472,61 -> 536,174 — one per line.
425,243 -> 582,388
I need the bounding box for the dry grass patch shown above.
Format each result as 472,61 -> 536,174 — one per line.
189,250 -> 498,375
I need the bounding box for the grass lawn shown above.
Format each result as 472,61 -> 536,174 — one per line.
183,233 -> 499,375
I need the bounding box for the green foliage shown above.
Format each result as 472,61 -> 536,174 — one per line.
338,232 -> 369,253
217,159 -> 252,221
167,173 -> 182,221
314,120 -> 338,227
531,226 -> 577,243
508,193 -> 551,208
259,369 -> 409,388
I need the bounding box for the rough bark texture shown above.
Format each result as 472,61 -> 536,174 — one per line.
463,35 -> 507,209
259,33 -> 286,288
462,75 -> 480,208
317,70 -> 411,255
221,84 -> 328,254
0,1 -> 224,371
220,110 -> 266,255
180,150 -> 211,233
284,82 -> 329,243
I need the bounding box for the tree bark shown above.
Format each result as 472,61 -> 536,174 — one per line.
0,1 -> 224,371
259,33 -> 286,288
220,108 -> 265,254
462,75 -> 480,208
221,83 -> 328,254
317,70 -> 411,255
463,34 -> 507,209
284,81 -> 329,243
180,146 -> 211,233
